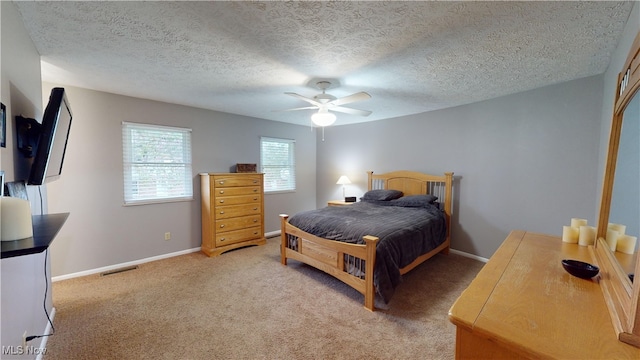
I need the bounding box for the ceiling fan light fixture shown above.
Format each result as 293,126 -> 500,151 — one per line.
280,80 -> 371,127
311,110 -> 336,127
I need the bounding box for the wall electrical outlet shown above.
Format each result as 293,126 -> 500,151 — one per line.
164,232 -> 171,241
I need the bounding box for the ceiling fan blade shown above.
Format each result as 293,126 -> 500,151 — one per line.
331,106 -> 372,117
285,92 -> 322,107
273,106 -> 318,112
330,92 -> 371,106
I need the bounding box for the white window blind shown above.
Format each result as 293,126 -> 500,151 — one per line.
122,122 -> 193,205
260,137 -> 295,192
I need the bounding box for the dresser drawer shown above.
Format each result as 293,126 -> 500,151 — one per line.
215,203 -> 261,219
215,186 -> 261,197
215,214 -> 261,233
215,226 -> 262,247
213,176 -> 262,187
214,194 -> 261,206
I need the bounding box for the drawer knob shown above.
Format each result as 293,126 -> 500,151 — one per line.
253,219 -> 257,223
219,190 -> 224,194
219,200 -> 225,203
220,211 -> 225,214
220,224 -> 225,228
253,207 -> 258,210
253,180 -> 257,183
253,197 -> 258,201
253,189 -> 257,192
254,231 -> 258,235
220,237 -> 226,241
219,181 -> 225,184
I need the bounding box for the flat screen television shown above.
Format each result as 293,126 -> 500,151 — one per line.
28,87 -> 73,185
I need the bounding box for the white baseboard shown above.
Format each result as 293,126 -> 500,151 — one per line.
449,248 -> 489,263
52,247 -> 201,282
52,236 -> 486,281
265,230 -> 280,239
53,230 -> 281,282
35,307 -> 55,360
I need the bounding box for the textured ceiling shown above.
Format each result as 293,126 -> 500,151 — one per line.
12,1 -> 635,127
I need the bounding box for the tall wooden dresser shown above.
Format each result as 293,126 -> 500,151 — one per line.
200,173 -> 266,257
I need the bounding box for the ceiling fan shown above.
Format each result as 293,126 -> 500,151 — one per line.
280,81 -> 372,127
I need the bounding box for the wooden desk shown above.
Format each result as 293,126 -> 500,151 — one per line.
449,230 -> 640,359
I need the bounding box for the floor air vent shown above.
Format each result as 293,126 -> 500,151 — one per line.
100,265 -> 139,276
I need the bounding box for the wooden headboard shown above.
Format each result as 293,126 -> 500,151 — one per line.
367,170 -> 454,231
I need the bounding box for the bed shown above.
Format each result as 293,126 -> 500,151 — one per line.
279,170 -> 454,311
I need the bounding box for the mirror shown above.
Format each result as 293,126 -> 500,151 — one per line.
595,30 -> 640,348
609,90 -> 639,283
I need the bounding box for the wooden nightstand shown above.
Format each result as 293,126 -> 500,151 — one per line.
327,200 -> 354,207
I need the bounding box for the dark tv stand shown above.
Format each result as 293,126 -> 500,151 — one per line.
1,213 -> 69,259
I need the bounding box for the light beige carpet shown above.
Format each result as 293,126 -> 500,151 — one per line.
43,238 -> 483,359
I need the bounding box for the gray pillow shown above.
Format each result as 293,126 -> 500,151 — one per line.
390,194 -> 438,208
361,189 -> 404,201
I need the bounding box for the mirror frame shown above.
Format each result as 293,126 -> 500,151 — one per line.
595,30 -> 640,348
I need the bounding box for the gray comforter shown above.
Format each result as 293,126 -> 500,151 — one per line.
287,200 -> 447,303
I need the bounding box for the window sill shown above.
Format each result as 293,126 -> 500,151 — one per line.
265,190 -> 296,195
123,197 -> 193,206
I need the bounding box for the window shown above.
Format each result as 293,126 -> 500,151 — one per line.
260,137 -> 295,193
122,122 -> 193,205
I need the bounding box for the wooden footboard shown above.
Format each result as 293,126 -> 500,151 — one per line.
280,214 -> 379,311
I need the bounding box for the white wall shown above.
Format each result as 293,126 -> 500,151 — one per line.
317,75 -> 604,259
1,1 -> 52,357
40,85 -> 317,277
1,2 -> 43,180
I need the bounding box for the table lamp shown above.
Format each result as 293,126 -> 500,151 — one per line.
336,175 -> 351,200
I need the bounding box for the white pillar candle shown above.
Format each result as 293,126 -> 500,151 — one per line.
605,229 -> 619,251
608,223 -> 626,235
571,218 -> 588,228
562,226 -> 579,243
0,197 -> 33,241
578,225 -> 596,246
616,235 -> 637,254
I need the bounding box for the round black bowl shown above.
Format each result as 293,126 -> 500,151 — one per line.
561,259 -> 599,279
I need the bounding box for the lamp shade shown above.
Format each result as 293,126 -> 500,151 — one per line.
336,175 -> 351,185
311,110 -> 336,127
